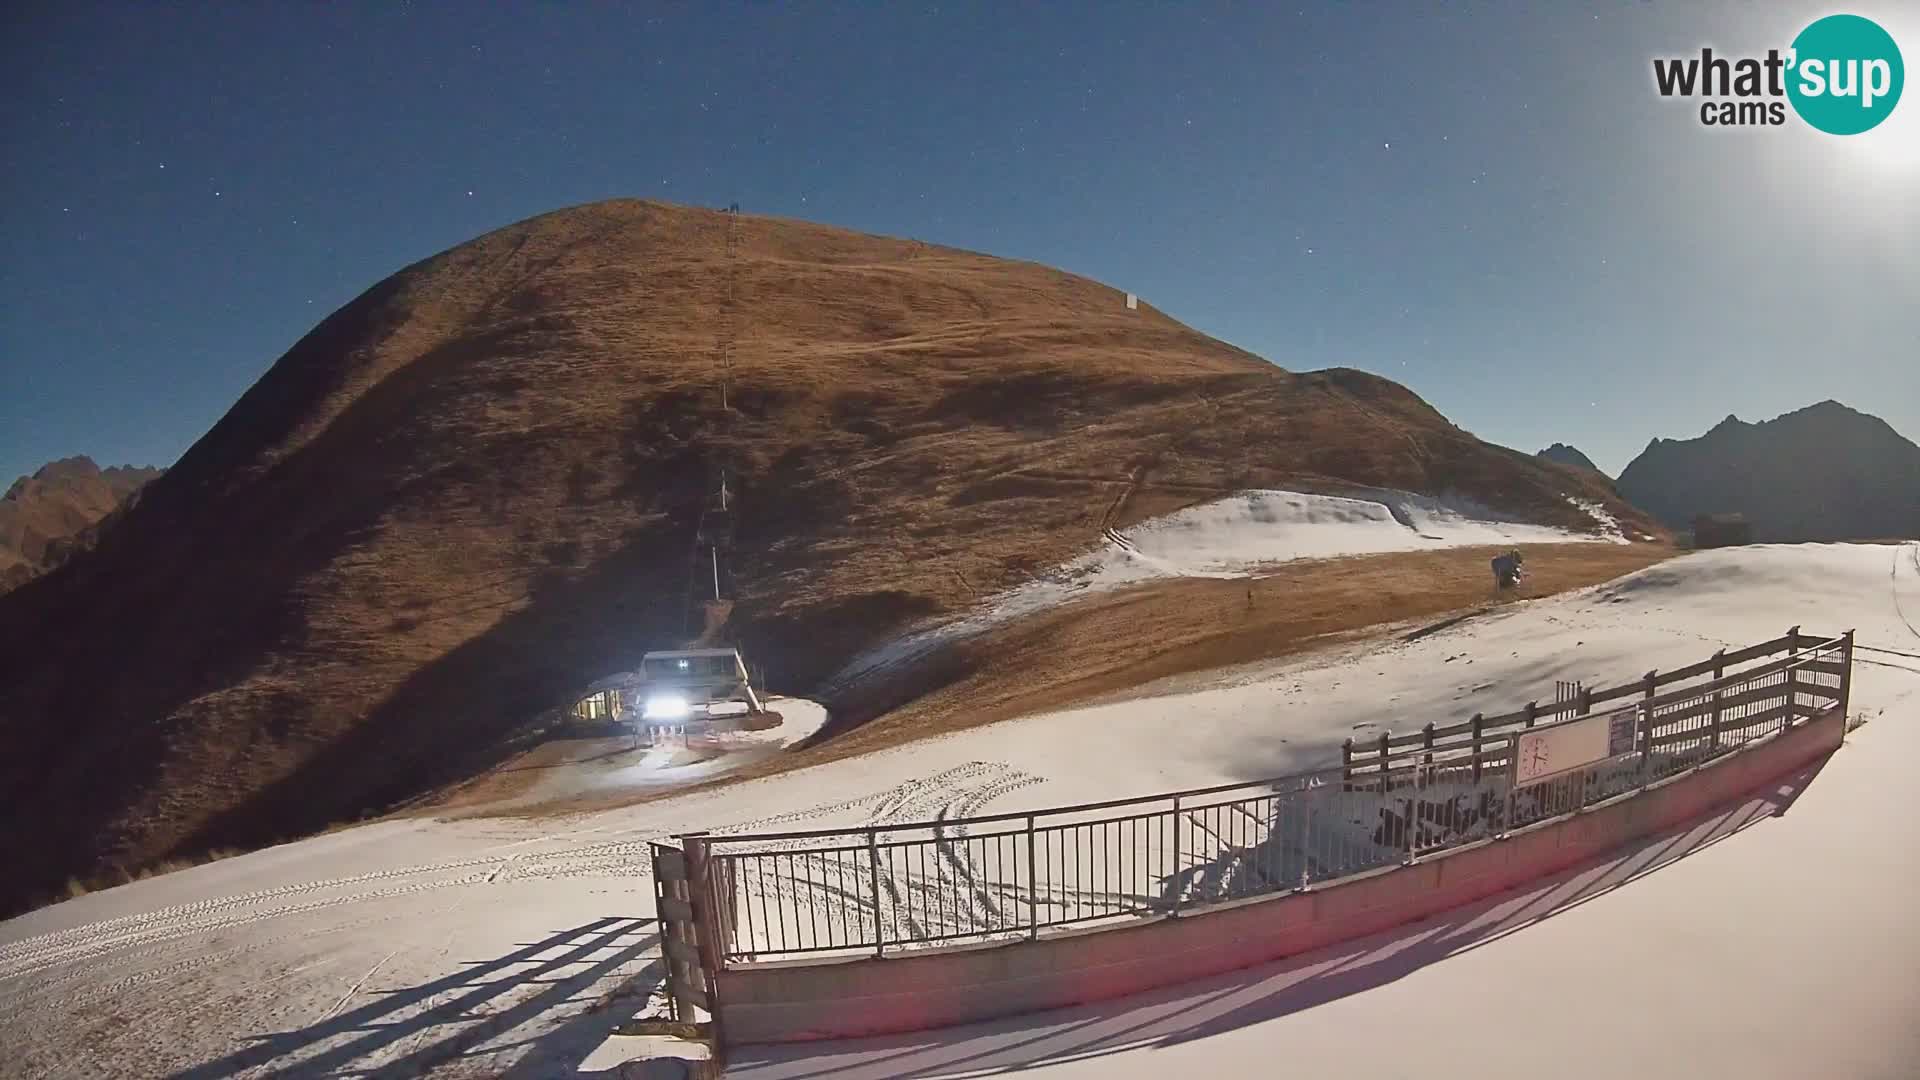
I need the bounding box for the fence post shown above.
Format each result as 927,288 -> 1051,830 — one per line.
1421,722 -> 1435,768
1341,737 -> 1353,792
1708,649 -> 1726,750
1470,713 -> 1484,784
1501,736 -> 1517,835
650,844 -> 686,1022
866,829 -> 884,958
1376,731 -> 1390,793
1171,796 -> 1184,917
1839,629 -> 1855,726
682,834 -> 726,1045
1026,815 -> 1039,940
1405,765 -> 1420,865
1296,788 -> 1311,890
1637,671 -> 1658,789
1636,703 -> 1656,790
1785,623 -> 1801,719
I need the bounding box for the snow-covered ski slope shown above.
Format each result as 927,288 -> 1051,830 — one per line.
1116,487 -> 1625,567
733,544 -> 1920,1080
2,542 -> 1914,1079
827,486 -> 1629,693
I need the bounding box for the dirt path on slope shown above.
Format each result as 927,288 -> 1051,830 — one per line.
496,541 -> 1671,819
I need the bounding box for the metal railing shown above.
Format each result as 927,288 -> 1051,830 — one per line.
690,631 -> 1852,964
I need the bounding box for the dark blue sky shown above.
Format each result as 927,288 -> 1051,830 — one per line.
4,2 -> 1915,485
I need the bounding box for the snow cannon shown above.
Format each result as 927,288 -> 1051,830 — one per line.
1492,550 -> 1525,591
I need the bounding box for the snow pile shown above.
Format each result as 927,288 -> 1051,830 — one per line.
547,698 -> 832,798
1121,489 -> 1610,570
828,487 -> 1618,691
1566,495 -> 1632,544
725,696 -> 831,748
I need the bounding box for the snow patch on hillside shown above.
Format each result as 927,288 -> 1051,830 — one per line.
1125,489 -> 1604,569
828,487 -> 1619,691
1567,496 -> 1632,544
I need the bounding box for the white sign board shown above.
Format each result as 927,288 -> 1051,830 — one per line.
1125,292 -> 1138,310
1511,706 -> 1640,786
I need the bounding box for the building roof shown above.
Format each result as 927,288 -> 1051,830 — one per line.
641,648 -> 742,660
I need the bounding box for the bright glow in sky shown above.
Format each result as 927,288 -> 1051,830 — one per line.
1,2 -> 1915,484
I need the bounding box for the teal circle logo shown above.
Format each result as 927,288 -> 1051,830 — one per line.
1787,14 -> 1904,134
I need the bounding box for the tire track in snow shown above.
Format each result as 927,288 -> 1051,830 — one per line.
713,762 -> 1046,948
0,870 -> 496,983
0,856 -> 507,962
928,765 -> 1049,929
0,839 -> 676,983
1893,542 -> 1920,643
0,764 -> 1049,988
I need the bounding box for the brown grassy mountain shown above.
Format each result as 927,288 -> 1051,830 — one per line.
0,457 -> 161,593
0,199 -> 1657,911
1617,401 -> 1920,542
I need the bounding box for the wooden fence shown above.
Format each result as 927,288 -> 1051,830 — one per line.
1342,625 -> 1842,786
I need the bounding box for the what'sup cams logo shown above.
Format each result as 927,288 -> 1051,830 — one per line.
1654,13 -> 1903,133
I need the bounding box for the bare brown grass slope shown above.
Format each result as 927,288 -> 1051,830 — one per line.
0,199 -> 1657,914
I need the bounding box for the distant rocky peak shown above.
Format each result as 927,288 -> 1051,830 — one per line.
1535,442 -> 1602,475
7,457 -> 159,504
0,455 -> 164,594
1616,399 -> 1919,543
31,455 -> 102,481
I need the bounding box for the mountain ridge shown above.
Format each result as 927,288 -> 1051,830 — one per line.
1616,400 -> 1919,542
0,198 -> 1658,912
0,455 -> 161,594
1535,442 -> 1604,477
